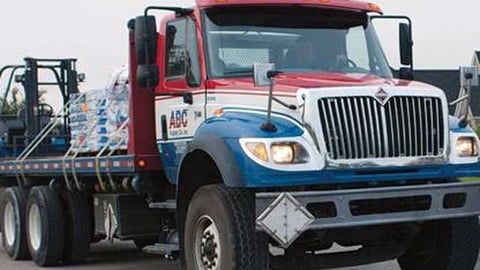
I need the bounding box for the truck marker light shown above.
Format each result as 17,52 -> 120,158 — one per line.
214,108 -> 224,117
138,159 -> 147,168
456,137 -> 479,157
246,142 -> 269,162
367,3 -> 380,11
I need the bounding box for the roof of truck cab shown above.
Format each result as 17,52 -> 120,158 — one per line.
194,0 -> 382,13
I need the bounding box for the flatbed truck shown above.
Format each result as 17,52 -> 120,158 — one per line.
1,0 -> 480,269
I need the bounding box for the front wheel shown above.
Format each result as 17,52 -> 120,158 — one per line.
184,184 -> 267,270
398,216 -> 480,270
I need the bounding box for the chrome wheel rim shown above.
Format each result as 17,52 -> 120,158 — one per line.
194,215 -> 221,270
28,204 -> 42,251
4,202 -> 16,246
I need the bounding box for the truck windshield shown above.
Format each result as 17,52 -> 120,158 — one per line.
203,6 -> 393,79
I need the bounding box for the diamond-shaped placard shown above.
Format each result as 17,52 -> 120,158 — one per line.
257,193 -> 314,248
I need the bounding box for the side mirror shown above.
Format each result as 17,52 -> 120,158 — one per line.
399,23 -> 413,66
460,66 -> 480,87
137,64 -> 159,88
77,73 -> 86,83
135,16 -> 158,65
14,74 -> 24,83
253,63 -> 275,87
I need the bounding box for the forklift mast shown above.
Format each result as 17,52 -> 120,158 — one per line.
0,57 -> 81,140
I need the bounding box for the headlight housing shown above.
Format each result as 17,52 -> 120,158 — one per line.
242,139 -> 311,166
271,142 -> 309,164
456,137 -> 479,157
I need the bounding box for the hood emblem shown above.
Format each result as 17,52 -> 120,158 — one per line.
375,88 -> 389,105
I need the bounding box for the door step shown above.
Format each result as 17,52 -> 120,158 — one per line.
149,200 -> 176,210
144,243 -> 180,256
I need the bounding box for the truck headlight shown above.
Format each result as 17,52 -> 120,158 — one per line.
240,137 -> 323,171
271,142 -> 309,164
456,137 -> 479,157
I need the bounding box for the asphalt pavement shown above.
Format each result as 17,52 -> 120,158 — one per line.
0,237 -> 460,270
0,236 -> 478,270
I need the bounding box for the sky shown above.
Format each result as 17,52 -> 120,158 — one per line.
0,0 -> 479,91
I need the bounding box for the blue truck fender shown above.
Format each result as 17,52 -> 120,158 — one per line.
177,111 -> 304,188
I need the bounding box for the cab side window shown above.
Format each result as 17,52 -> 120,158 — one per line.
165,18 -> 201,87
186,19 -> 201,87
165,19 -> 187,78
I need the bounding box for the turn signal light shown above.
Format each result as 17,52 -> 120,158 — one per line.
246,142 -> 269,162
214,108 -> 224,117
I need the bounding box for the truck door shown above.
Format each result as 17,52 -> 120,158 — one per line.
155,16 -> 205,181
155,16 -> 204,143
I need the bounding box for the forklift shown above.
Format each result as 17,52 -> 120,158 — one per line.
0,58 -> 84,158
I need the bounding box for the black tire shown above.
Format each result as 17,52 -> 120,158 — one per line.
398,216 -> 480,270
184,184 -> 268,270
26,186 -> 65,266
62,192 -> 91,264
0,187 -> 30,260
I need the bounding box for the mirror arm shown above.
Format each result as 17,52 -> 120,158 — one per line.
459,74 -> 473,128
272,97 -> 297,110
261,71 -> 283,132
144,6 -> 193,18
449,94 -> 469,106
371,15 -> 414,72
143,3 -> 194,64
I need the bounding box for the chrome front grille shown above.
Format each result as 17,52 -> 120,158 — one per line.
318,96 -> 445,160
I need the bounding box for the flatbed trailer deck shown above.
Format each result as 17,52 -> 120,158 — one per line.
0,155 -> 160,176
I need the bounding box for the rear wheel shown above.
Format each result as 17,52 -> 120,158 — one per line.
62,192 -> 91,264
184,184 -> 268,270
1,187 -> 30,260
26,186 -> 65,266
398,216 -> 480,270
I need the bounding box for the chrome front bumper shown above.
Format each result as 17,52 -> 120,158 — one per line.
255,182 -> 480,247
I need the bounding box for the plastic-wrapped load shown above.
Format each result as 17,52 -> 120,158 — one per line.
104,67 -> 129,151
106,82 -> 129,150
68,93 -> 88,153
68,68 -> 130,153
69,90 -> 108,153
